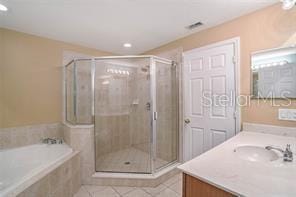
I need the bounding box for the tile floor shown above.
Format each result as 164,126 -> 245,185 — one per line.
96,147 -> 168,173
74,173 -> 182,197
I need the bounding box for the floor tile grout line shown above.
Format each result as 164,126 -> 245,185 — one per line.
165,175 -> 182,187
140,187 -> 154,196
111,186 -> 129,197
161,177 -> 182,195
81,185 -> 93,197
111,186 -> 121,196
83,185 -> 110,197
141,184 -> 168,196
166,187 -> 180,195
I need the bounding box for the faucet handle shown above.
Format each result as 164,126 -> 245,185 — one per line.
50,139 -> 57,144
284,144 -> 293,162
286,144 -> 292,152
41,138 -> 49,144
57,139 -> 63,144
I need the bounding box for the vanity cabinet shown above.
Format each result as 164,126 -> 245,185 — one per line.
182,173 -> 235,197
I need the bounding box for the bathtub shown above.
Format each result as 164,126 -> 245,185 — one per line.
0,143 -> 74,197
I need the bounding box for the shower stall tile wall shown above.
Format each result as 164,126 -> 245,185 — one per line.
63,124 -> 95,184
64,56 -> 179,175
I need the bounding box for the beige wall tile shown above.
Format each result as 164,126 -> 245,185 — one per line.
0,123 -> 63,149
17,152 -> 81,197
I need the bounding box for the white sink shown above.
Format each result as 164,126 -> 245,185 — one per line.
234,145 -> 279,162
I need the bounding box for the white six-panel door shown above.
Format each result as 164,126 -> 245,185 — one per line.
183,41 -> 237,161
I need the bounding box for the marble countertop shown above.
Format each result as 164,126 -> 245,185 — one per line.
178,131 -> 296,197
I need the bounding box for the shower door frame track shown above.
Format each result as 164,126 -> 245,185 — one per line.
65,55 -> 179,174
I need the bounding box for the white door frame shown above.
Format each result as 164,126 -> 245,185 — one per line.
182,37 -> 241,162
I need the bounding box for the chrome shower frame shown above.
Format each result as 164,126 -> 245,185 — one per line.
64,55 -> 179,174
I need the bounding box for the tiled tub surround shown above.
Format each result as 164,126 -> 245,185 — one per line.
178,125 -> 296,197
63,124 -> 95,184
0,123 -> 63,149
0,143 -> 80,197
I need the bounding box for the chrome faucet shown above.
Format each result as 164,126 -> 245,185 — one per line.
265,144 -> 293,162
41,138 -> 63,144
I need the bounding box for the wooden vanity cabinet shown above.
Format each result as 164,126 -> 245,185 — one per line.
182,173 -> 236,197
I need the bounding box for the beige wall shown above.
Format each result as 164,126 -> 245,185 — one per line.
0,29 -> 3,128
146,4 -> 296,127
1,4 -> 295,128
0,28 -> 112,128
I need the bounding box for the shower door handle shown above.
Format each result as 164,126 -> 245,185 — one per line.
153,112 -> 158,120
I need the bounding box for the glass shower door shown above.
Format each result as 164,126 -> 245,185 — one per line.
94,57 -> 153,173
65,59 -> 92,125
65,61 -> 75,124
154,58 -> 178,170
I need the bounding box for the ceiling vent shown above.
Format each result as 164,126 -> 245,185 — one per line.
186,22 -> 203,30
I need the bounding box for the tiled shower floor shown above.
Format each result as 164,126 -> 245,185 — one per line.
74,173 -> 182,197
96,147 -> 168,173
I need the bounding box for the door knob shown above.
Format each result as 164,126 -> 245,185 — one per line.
184,119 -> 190,124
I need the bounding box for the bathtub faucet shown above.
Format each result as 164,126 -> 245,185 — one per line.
41,138 -> 63,145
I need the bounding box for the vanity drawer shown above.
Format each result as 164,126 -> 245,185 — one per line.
183,173 -> 235,197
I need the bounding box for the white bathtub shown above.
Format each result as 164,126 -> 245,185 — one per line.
0,143 -> 73,197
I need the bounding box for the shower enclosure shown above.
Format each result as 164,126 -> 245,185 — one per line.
65,56 -> 178,174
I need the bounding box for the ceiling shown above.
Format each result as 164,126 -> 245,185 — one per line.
0,0 -> 278,55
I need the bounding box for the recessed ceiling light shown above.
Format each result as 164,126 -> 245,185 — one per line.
123,43 -> 132,48
281,0 -> 296,10
0,4 -> 8,12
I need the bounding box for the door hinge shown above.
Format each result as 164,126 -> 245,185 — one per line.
232,56 -> 236,64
